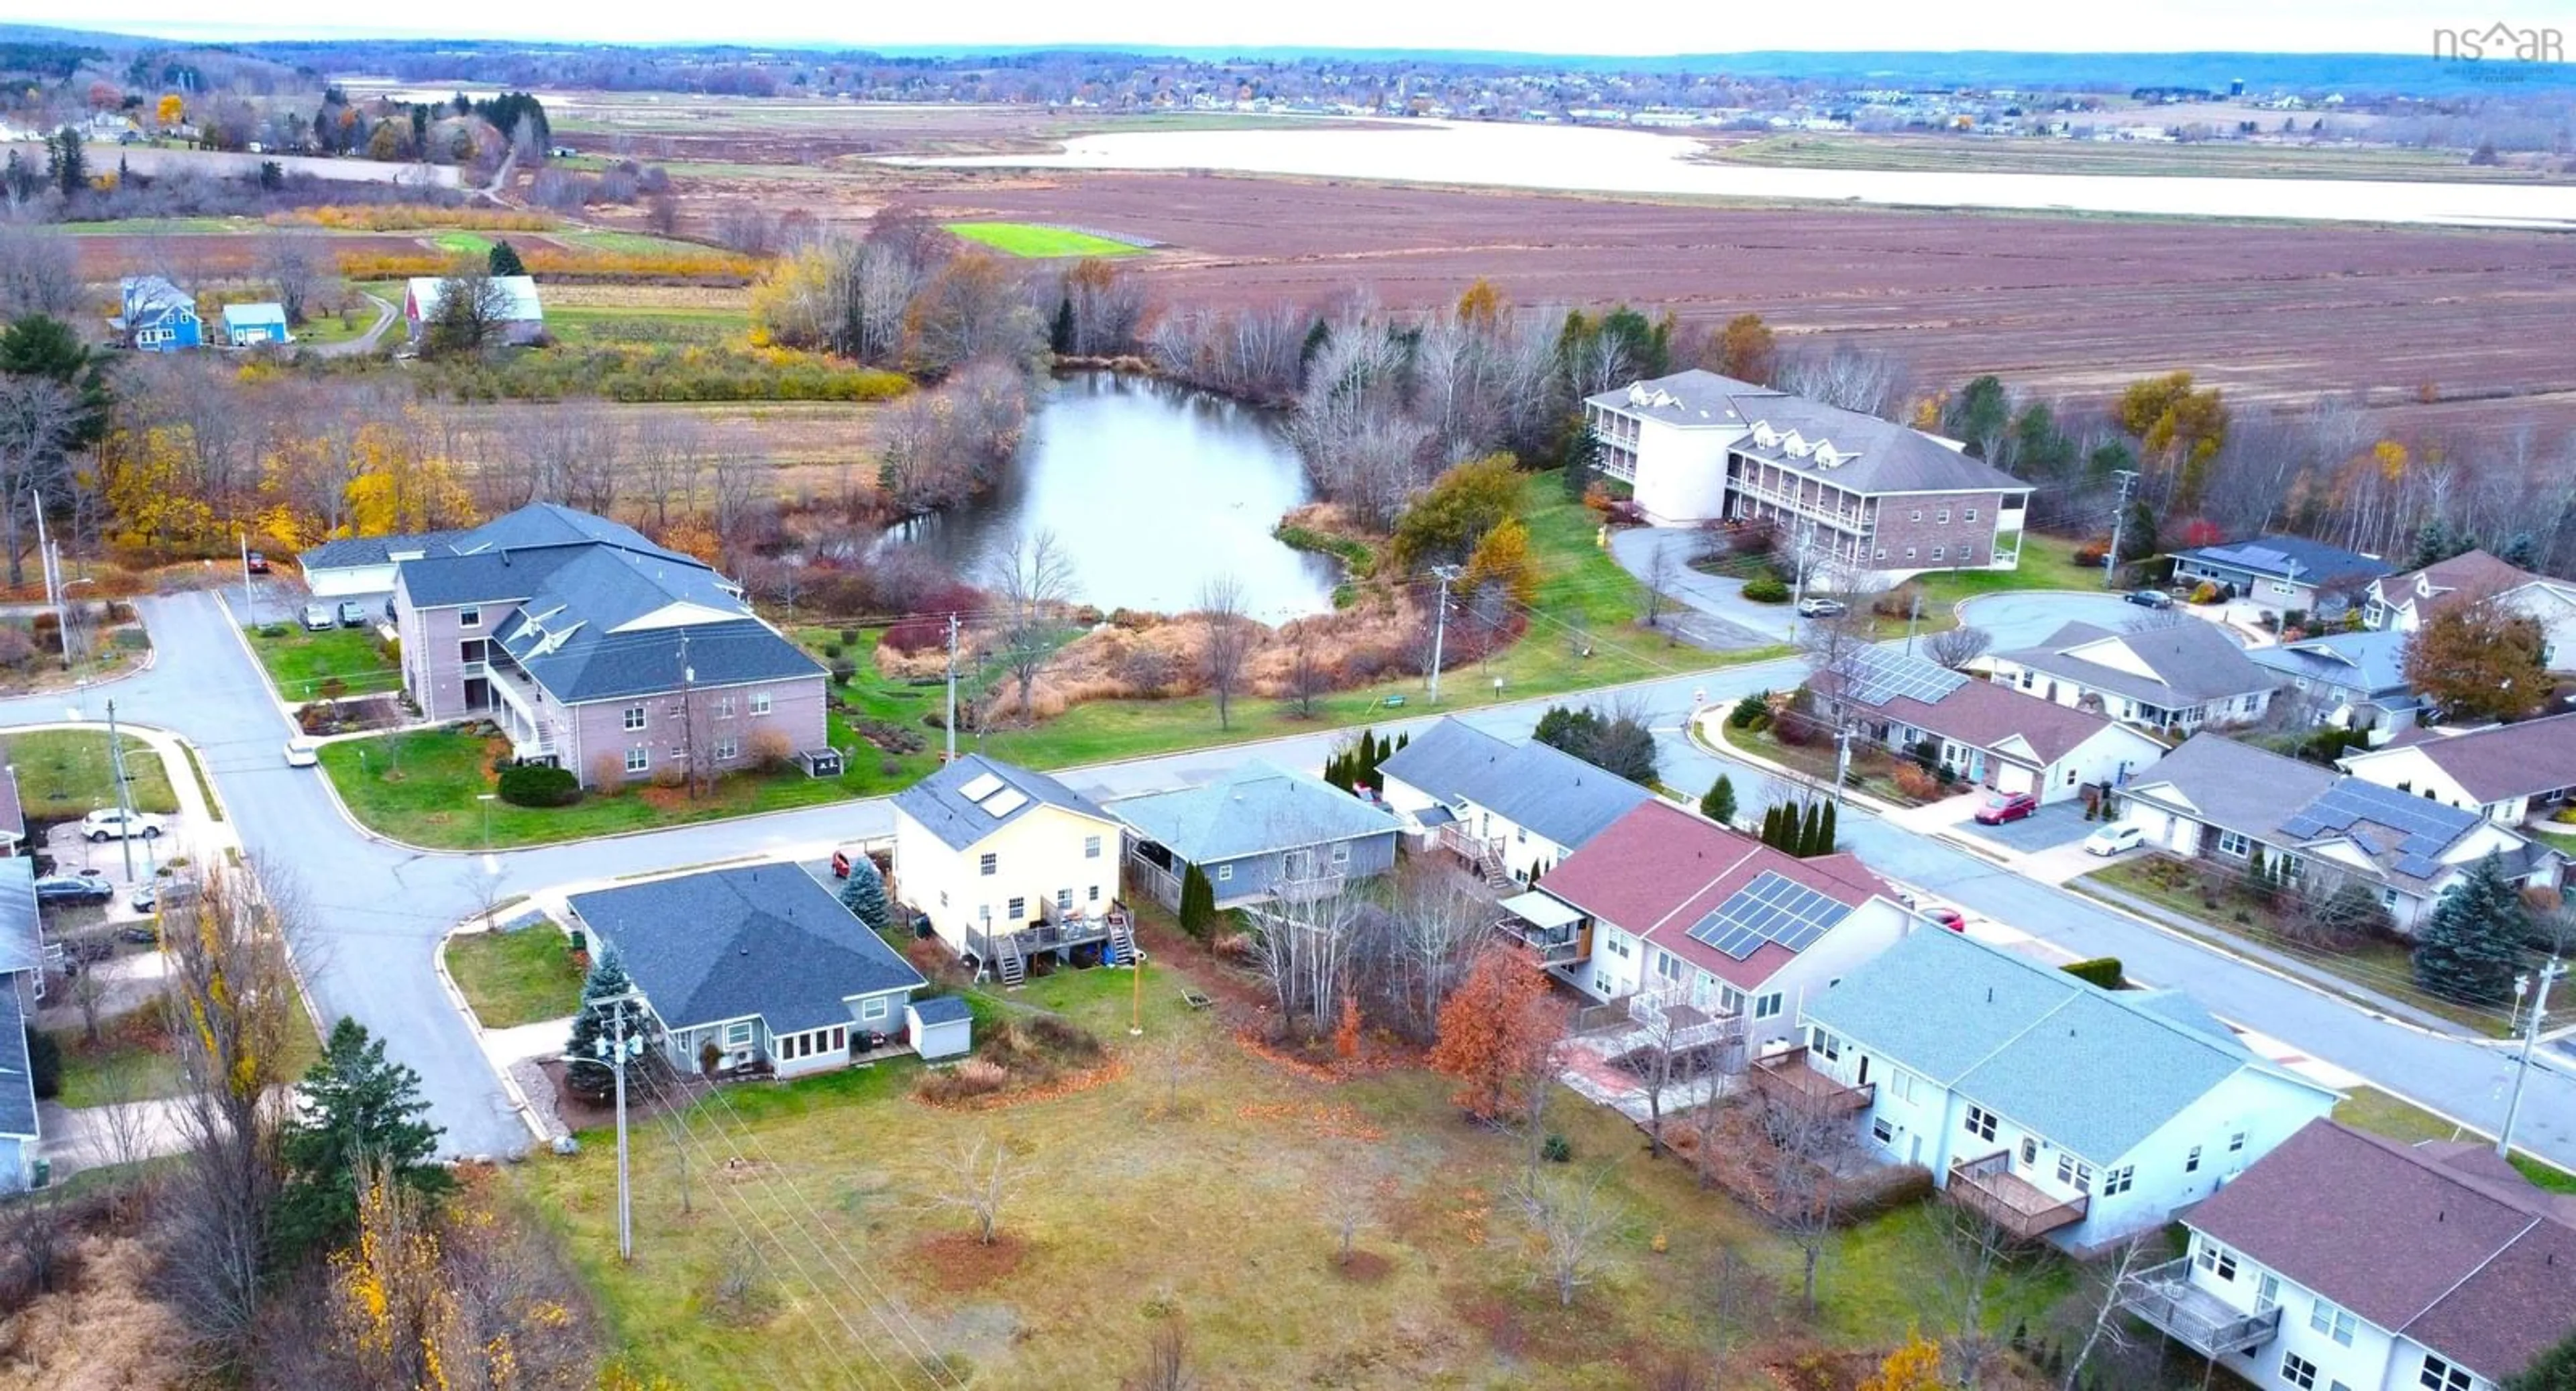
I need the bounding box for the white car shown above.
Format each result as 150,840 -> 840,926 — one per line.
2084,822 -> 2147,857
284,736 -> 321,767
80,808 -> 166,843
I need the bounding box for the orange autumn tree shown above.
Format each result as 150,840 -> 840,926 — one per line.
1859,1333 -> 1945,1391
1428,949 -> 1564,1123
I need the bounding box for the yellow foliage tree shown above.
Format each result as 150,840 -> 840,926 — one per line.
2117,371 -> 2228,511
1456,278 -> 1507,329
1462,516 -> 1540,610
103,427 -> 218,549
747,245 -> 839,351
155,93 -> 183,127
1858,1332 -> 1946,1391
342,419 -> 476,537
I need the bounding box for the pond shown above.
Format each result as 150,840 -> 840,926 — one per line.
883,371 -> 1340,617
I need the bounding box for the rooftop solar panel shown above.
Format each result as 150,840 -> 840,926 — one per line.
979,788 -> 1030,819
1843,649 -> 1970,710
1683,871 -> 1856,960
957,773 -> 1004,803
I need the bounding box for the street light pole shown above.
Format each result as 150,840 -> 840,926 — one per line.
476,792 -> 498,873
2499,958 -> 2566,1161
1426,565 -> 1459,704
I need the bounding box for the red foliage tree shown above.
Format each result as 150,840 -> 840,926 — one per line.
2178,517 -> 2224,549
1427,950 -> 1564,1123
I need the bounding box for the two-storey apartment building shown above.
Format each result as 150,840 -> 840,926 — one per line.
1582,368 -> 2030,588
390,504 -> 826,787
1792,927 -> 2339,1249
2124,1120 -> 2576,1391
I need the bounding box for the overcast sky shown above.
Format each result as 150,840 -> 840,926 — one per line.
13,0 -> 2567,56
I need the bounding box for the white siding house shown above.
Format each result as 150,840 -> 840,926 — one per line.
890,755 -> 1131,985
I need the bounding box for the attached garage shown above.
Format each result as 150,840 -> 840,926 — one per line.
298,531 -> 462,598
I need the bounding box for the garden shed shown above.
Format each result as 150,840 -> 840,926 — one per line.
907,995 -> 972,1060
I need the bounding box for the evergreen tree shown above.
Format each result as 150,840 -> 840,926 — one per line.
2500,532 -> 2540,569
1700,775 -> 1737,827
839,855 -> 890,930
50,128 -> 84,197
486,239 -> 527,277
1799,801 -> 1825,857
1760,803 -> 1784,849
566,950 -> 657,1102
279,1017 -> 451,1258
1819,800 -> 1837,854
1049,296 -> 1076,355
1178,863 -> 1216,938
2412,852 -> 2531,1007
2506,1326 -> 2576,1391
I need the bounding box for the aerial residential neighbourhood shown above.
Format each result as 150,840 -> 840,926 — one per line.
3,8 -> 2576,1391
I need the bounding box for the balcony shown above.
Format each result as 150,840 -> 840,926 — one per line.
2122,1260 -> 2282,1357
1729,476 -> 1867,532
1627,987 -> 1743,1052
1946,1151 -> 2090,1241
1748,1046 -> 1876,1114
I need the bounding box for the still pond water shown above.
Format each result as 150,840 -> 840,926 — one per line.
884,371 -> 1339,617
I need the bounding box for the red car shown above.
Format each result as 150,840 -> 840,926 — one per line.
1927,907 -> 1966,933
1973,791 -> 2039,826
246,551 -> 270,574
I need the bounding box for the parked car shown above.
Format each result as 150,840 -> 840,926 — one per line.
1973,791 -> 2040,826
284,736 -> 321,767
2084,822 -> 2148,856
336,600 -> 369,628
1796,596 -> 1847,618
33,873 -> 113,905
1925,906 -> 1967,932
301,602 -> 334,631
80,808 -> 166,842
2125,589 -> 2174,610
131,877 -> 200,913
246,550 -> 270,574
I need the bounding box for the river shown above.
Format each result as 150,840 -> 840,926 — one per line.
881,371 -> 1340,618
895,118 -> 2576,230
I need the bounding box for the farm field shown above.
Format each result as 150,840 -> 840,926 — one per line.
944,220 -> 1143,257
1715,133 -> 2548,182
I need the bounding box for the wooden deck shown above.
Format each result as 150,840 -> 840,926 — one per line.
1748,1046 -> 1874,1114
1946,1151 -> 2090,1240
2123,1259 -> 2282,1356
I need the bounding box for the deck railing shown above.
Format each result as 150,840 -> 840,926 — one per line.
1946,1150 -> 2090,1240
1748,1046 -> 1874,1113
2121,1259 -> 2282,1356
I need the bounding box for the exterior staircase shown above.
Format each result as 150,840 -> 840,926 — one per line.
1105,917 -> 1138,966
992,934 -> 1027,987
1472,845 -> 1515,893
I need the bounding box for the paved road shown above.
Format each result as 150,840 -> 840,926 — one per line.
1605,527 -> 1789,647
10,592 -> 2572,1170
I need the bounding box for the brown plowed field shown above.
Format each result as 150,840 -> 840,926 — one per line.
72,232 -> 429,280
950,174 -> 2576,441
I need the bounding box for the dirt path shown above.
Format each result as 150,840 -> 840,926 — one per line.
315,292 -> 396,357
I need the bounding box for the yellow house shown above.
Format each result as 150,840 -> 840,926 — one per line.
890,755 -> 1132,986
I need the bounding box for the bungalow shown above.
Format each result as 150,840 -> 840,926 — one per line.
2337,712 -> 2576,828
1108,761 -> 1401,911
1988,620 -> 2276,732
2118,734 -> 2560,932
0,860 -> 47,1190
115,275 -> 203,351
219,302 -> 292,347
890,754 -> 1133,987
1815,649 -> 2164,804
2169,535 -> 2391,618
1793,927 -> 2341,1249
565,863 -> 927,1078
403,274 -> 545,345
2247,629 -> 2423,736
1515,801 -> 1914,1059
2365,549 -> 2576,670
1376,716 -> 1653,883
2124,1120 -> 2576,1391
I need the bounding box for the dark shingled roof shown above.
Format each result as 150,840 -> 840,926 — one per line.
568,864 -> 924,1036
0,860 -> 38,977
2190,1121 -> 2576,1384
1994,620 -> 2275,706
892,753 -> 1117,852
2172,535 -> 2392,589
1587,368 -> 2022,496
2347,711 -> 2576,805
0,987 -> 32,1140
1820,652 -> 2151,765
909,995 -> 971,1025
299,529 -> 464,573
0,766 -> 21,850
1377,718 -> 1653,852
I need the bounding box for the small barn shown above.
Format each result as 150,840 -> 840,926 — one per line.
221,302 -> 292,347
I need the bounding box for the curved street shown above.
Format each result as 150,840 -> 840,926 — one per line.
4,588 -> 2569,1169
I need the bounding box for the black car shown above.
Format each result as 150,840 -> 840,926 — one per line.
2125,589 -> 2174,610
337,600 -> 370,628
33,873 -> 114,905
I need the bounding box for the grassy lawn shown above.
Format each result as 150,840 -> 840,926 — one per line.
2530,825 -> 2576,858
1913,531 -> 2108,610
944,221 -> 1144,258
2333,1087 -> 2576,1192
433,230 -> 497,255
556,229 -> 718,256
516,956 -> 2072,1387
3,730 -> 178,820
2074,857 -> 2511,1038
447,924 -> 587,1028
244,622 -> 401,704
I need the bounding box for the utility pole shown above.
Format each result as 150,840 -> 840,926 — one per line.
944,612 -> 960,763
2103,469 -> 2139,590
586,992 -> 646,1261
675,630 -> 695,795
1903,589 -> 1923,656
2499,958 -> 2566,1160
1427,565 -> 1459,704
34,490 -> 66,671
1831,726 -> 1854,812
106,699 -> 135,881
239,531 -> 257,626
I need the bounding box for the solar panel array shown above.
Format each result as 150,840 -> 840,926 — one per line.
1844,649 -> 1970,709
979,788 -> 1030,820
1684,871 -> 1856,960
2279,778 -> 2478,879
957,772 -> 1004,803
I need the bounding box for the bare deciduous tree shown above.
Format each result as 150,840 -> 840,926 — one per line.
985,528 -> 1079,724
1124,1318 -> 1197,1391
1284,619 -> 1330,719
0,221 -> 81,319
0,374 -> 78,589
1644,539 -> 1680,628
1247,873 -> 1368,1036
2059,1237 -> 2157,1391
1197,573 -> 1252,730
1920,1203 -> 2046,1390
1926,624 -> 1994,671
253,230 -> 329,326
1750,1085 -> 1862,1317
928,1133 -> 1030,1247
1507,1166 -> 1619,1308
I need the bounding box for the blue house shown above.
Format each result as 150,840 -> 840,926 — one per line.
1106,761 -> 1401,910
2167,535 -> 2390,618
115,276 -> 203,351
2247,628 -> 2422,736
220,302 -> 291,347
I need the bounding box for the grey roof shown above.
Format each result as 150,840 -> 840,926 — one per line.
1587,368 -> 2022,496
2174,535 -> 2392,588
0,766 -> 21,846
2280,779 -> 2490,883
392,503 -> 698,607
2345,712 -> 2576,805
892,753 -> 1118,851
1996,620 -> 2275,706
909,995 -> 971,1025
1107,761 -> 1401,864
1806,927 -> 2329,1163
2123,734 -> 2337,839
0,860 -> 38,976
568,864 -> 924,1036
2249,628 -> 2416,698
301,529 -> 464,573
451,503 -> 684,560
117,274 -> 194,324
0,986 -> 32,1140
487,546 -> 820,702
1376,718 -> 1653,851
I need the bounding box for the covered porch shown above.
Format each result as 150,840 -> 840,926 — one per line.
1495,890 -> 1589,966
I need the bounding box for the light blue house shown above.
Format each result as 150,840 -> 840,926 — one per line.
220,302 -> 292,347
1107,760 -> 1402,910
115,275 -> 203,351
0,860 -> 45,1192
2248,628 -> 2421,736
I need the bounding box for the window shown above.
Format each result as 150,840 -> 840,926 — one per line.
1215,865 -> 1232,883
1871,1117 -> 1894,1144
749,691 -> 771,716
1057,889 -> 1072,912
1654,950 -> 1685,984
830,1026 -> 847,1052
1754,991 -> 1783,1019
1330,842 -> 1351,864
625,746 -> 649,775
1888,1070 -> 1917,1103
1811,1028 -> 1841,1062
715,694 -> 735,719
861,996 -> 889,1021
460,638 -> 488,664
1957,545 -> 1976,563
623,705 -> 647,732
2309,1298 -> 2357,1347
714,738 -> 739,762
1936,508 -> 1951,524
1087,885 -> 1100,903
723,1021 -> 753,1047
1909,509 -> 1923,522
1006,897 -> 1026,921
2421,1357 -> 2474,1391
2216,830 -> 2251,858
2284,1354 -> 2318,1391
1965,1106 -> 1998,1142
2197,1239 -> 2239,1281
2229,1130 -> 2247,1153
2102,1165 -> 2134,1196
1084,835 -> 1102,859
1931,546 -> 1946,561
1964,508 -> 1978,522
2021,1137 -> 2040,1166
1904,547 -> 1917,561
979,852 -> 998,877
2186,1145 -> 2202,1174
1874,548 -> 1888,561
1719,983 -> 1743,1012
2255,1273 -> 2280,1313
2057,1154 -> 2094,1192
459,606 -> 481,628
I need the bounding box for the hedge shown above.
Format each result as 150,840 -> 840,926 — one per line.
1741,577 -> 1790,604
2061,957 -> 2127,991
497,762 -> 581,808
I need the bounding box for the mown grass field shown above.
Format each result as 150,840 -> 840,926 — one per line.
446,924 -> 588,1029
1911,532 -> 2106,610
244,623 -> 402,703
519,958 -> 2075,1389
4,730 -> 178,820
944,221 -> 1144,258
